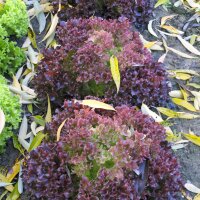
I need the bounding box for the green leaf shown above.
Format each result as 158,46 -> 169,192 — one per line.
187,83 -> 200,89
28,132 -> 45,152
27,104 -> 33,114
110,55 -> 120,93
6,182 -> 20,200
45,95 -> 52,123
103,159 -> 115,169
28,27 -> 38,49
85,160 -> 100,180
12,134 -> 25,155
33,115 -> 45,126
154,0 -> 170,8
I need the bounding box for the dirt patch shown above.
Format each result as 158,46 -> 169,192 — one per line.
146,1 -> 200,197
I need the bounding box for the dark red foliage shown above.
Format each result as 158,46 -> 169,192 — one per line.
23,143 -> 75,200
33,18 -> 169,108
51,0 -> 152,28
23,104 -> 182,199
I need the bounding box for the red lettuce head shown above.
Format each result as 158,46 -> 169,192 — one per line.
51,0 -> 152,28
23,103 -> 182,199
33,18 -> 169,109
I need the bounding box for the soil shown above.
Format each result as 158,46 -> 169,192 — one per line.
0,1 -> 200,199
146,1 -> 200,198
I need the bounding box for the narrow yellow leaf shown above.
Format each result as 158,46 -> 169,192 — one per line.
0,174 -> 13,192
180,87 -> 188,101
161,14 -> 177,26
28,27 -> 38,49
0,108 -> 5,134
175,73 -> 192,80
110,55 -> 120,93
194,97 -> 199,110
154,0 -> 170,8
161,25 -> 184,35
177,35 -> 200,56
172,98 -> 196,112
187,83 -> 200,89
78,100 -> 116,111
194,193 -> 200,200
190,35 -> 197,45
6,162 -> 20,182
157,107 -> 200,119
57,119 -> 67,142
169,69 -> 199,76
42,13 -> 59,42
12,76 -> 21,91
45,95 -> 52,123
144,41 -> 157,49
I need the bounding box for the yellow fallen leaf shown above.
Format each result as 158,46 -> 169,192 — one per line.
28,27 -> 38,49
154,0 -> 170,8
194,97 -> 199,110
45,95 -> 52,123
161,25 -> 184,35
161,14 -> 177,26
187,83 -> 200,89
172,98 -> 196,112
190,34 -> 197,45
175,73 -> 192,80
183,133 -> 200,146
0,174 -> 13,192
144,41 -> 157,49
110,55 -> 120,93
191,91 -> 200,111
148,20 -> 158,38
194,193 -> 200,200
180,87 -> 188,101
0,108 -> 5,134
177,35 -> 200,56
169,69 -> 199,76
57,119 -> 67,142
157,107 -> 200,119
12,76 -> 21,91
140,35 -> 163,50
6,162 -> 20,182
42,13 -> 59,42
78,100 -> 116,111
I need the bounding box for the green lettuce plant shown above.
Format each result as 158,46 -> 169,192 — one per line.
0,0 -> 29,38
0,0 -> 28,75
0,37 -> 25,75
0,75 -> 22,153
